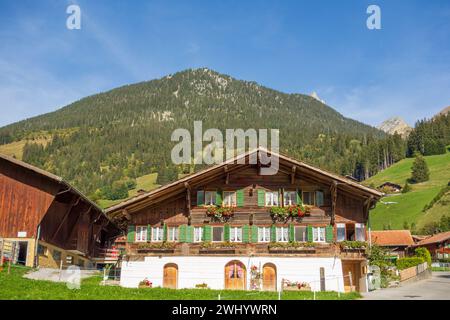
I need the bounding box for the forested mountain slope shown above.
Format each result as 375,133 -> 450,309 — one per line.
0,68 -> 400,199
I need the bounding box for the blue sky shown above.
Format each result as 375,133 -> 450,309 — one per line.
0,0 -> 449,127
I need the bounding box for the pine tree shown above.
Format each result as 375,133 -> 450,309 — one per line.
410,153 -> 430,183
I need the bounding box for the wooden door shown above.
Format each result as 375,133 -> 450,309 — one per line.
225,261 -> 246,290
342,261 -> 359,292
262,263 -> 277,291
163,263 -> 178,289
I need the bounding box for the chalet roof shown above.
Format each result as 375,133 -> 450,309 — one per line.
378,182 -> 402,189
0,153 -> 111,224
415,231 -> 450,246
106,147 -> 383,214
370,230 -> 415,246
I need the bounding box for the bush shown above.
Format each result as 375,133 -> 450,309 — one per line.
396,257 -> 424,270
414,247 -> 432,266
402,182 -> 412,193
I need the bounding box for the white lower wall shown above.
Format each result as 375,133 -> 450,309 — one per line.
120,256 -> 346,292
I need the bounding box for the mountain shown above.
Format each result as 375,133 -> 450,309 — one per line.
436,106 -> 450,117
378,116 -> 412,138
0,68 -> 398,200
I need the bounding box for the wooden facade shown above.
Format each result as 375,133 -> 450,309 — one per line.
109,149 -> 382,292
0,154 -> 121,267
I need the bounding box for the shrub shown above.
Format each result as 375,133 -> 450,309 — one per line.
414,247 -> 432,266
339,241 -> 367,249
396,257 -> 424,270
402,182 -> 412,193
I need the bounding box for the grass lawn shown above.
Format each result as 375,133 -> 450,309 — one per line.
0,266 -> 360,300
432,267 -> 450,272
364,150 -> 450,230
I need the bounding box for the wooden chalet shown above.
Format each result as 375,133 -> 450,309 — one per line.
0,154 -> 121,268
107,148 -> 382,292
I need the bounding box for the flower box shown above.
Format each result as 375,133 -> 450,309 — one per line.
137,248 -> 175,254
199,247 -> 235,254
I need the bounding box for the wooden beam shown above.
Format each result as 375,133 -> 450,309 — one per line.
330,181 -> 338,226
122,209 -> 131,221
51,195 -> 81,242
291,166 -> 296,185
65,204 -> 92,244
185,183 -> 191,218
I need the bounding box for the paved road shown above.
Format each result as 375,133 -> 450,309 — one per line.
362,272 -> 450,300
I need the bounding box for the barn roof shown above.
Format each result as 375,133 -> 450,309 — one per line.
106,147 -> 383,214
415,231 -> 450,246
371,230 -> 415,246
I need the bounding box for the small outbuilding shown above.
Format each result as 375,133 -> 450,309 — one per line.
370,230 -> 414,258
378,182 -> 402,193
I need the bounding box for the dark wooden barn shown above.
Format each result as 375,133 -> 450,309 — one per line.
0,153 -> 121,268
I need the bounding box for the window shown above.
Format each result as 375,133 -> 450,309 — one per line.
258,227 -> 271,242
355,223 -> 366,241
283,191 -> 297,206
223,191 -> 237,207
230,227 -> 242,242
276,227 -> 289,242
37,244 -> 47,256
152,227 -> 163,242
212,226 -> 224,242
312,227 -> 326,242
205,191 -> 216,206
168,227 -> 178,242
302,191 -> 315,205
52,250 -> 61,262
135,226 -> 148,242
265,191 -> 279,206
194,227 -> 203,242
336,223 -> 346,242
295,226 -> 307,242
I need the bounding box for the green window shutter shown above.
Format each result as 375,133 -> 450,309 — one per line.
179,225 -> 187,242
216,190 -> 223,206
316,191 -> 324,207
326,225 -> 334,243
307,225 -> 313,242
236,189 -> 244,207
186,225 -> 194,243
270,225 -> 276,242
242,225 -> 250,243
296,188 -> 302,205
289,224 -> 295,242
147,224 -> 152,242
224,224 -> 231,241
127,225 -> 135,243
251,225 -> 258,243
203,225 -> 212,242
163,224 -> 168,242
197,190 -> 204,206
257,189 -> 265,207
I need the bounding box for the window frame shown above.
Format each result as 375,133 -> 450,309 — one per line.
276,226 -> 289,242
212,226 -> 224,242
223,191 -> 237,207
167,227 -> 178,242
258,226 -> 271,242
230,227 -> 242,243
204,190 -> 216,206
302,191 -> 316,206
283,191 -> 297,206
194,226 -> 203,242
312,226 -> 326,243
355,223 -> 366,241
151,226 -> 163,242
265,191 -> 279,207
135,225 -> 148,242
294,226 -> 307,242
336,223 -> 346,242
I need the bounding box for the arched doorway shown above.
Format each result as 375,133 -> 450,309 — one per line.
224,260 -> 246,290
163,263 -> 178,289
262,263 -> 277,291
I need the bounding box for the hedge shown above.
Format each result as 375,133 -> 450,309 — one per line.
396,257 -> 425,270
